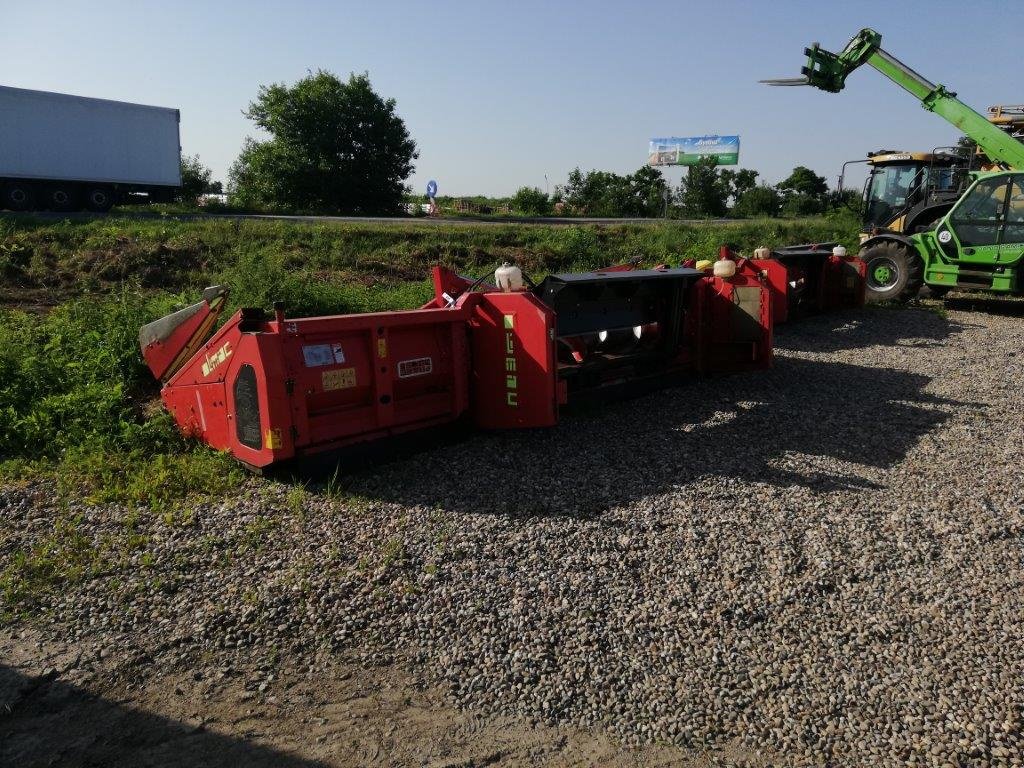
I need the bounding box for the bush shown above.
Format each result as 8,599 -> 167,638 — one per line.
782,193 -> 826,217
0,292 -> 241,507
733,185 -> 783,218
510,186 -> 551,216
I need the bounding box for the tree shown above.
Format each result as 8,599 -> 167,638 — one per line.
678,157 -> 728,217
179,155 -> 214,202
776,166 -> 829,216
782,193 -> 825,216
732,185 -> 782,218
629,165 -> 668,217
510,186 -> 551,216
559,166 -> 666,217
719,168 -> 759,206
229,71 -> 417,214
777,166 -> 828,198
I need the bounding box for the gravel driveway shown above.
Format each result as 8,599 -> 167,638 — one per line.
2,301 -> 1023,766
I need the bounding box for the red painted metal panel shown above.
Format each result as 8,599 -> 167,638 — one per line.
470,292 -> 558,429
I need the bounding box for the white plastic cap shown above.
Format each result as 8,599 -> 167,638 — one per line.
832,245 -> 848,257
713,259 -> 737,278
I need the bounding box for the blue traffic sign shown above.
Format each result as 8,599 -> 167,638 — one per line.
426,180 -> 438,198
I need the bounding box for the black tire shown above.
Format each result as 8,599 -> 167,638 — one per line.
44,185 -> 78,212
84,186 -> 115,213
3,182 -> 34,212
860,241 -> 924,303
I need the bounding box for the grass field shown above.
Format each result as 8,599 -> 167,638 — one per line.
0,213 -> 860,505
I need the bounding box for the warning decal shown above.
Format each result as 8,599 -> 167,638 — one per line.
322,367 -> 357,391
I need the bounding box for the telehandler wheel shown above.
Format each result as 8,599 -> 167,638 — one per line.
861,241 -> 923,302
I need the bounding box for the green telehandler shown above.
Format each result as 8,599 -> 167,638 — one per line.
765,28 -> 1024,301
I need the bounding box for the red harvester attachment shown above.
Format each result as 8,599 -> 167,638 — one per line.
738,243 -> 865,324
140,263 -> 772,470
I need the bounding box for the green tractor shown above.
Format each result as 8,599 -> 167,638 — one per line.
766,28 -> 1024,302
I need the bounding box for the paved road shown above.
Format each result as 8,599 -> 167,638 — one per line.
1,210 -> 736,227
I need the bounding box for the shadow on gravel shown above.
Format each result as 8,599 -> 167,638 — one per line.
941,294 -> 1024,318
0,665 -> 322,768
775,306 -> 961,354
330,352 -> 975,518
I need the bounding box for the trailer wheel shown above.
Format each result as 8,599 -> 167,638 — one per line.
84,187 -> 115,213
44,185 -> 79,213
3,183 -> 34,212
860,241 -> 923,302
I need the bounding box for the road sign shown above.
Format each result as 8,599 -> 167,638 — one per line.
426,180 -> 438,198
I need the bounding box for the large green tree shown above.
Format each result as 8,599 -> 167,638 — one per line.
776,166 -> 830,216
719,168 -> 759,206
229,71 -> 417,214
678,157 -> 728,217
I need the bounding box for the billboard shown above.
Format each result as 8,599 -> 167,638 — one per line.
648,135 -> 740,166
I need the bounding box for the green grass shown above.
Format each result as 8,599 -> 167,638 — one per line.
0,290 -> 243,510
0,212 -> 860,308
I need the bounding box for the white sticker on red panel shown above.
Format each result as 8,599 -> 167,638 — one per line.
302,344 -> 334,367
397,357 -> 433,378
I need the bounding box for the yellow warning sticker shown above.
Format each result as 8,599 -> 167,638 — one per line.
265,428 -> 284,449
322,367 -> 357,391
377,338 -> 388,358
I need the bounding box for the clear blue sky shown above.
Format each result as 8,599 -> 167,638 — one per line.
4,0 -> 1019,196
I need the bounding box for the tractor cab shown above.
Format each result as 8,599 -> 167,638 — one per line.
922,170 -> 1024,292
859,150 -> 967,237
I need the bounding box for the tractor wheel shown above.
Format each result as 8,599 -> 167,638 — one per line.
860,241 -> 923,302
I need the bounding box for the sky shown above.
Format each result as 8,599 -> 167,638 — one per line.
3,0 -> 1020,197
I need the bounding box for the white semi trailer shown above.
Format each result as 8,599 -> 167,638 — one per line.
0,85 -> 181,212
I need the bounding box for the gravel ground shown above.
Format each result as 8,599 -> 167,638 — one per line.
2,301 -> 1023,766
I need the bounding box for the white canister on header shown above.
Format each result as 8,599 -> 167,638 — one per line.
495,262 -> 524,292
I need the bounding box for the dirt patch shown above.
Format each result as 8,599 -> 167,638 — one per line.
0,628 -> 706,767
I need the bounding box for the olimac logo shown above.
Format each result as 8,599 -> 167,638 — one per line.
503,314 -> 518,407
201,340 -> 233,377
